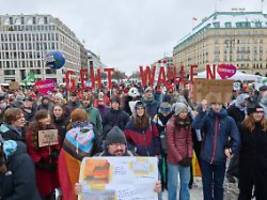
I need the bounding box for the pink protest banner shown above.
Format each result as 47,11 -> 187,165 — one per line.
35,79 -> 56,95
217,64 -> 237,79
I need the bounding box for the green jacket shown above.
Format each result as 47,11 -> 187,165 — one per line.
82,106 -> 103,136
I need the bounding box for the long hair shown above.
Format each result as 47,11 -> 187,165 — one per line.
28,109 -> 55,149
133,111 -> 150,130
51,104 -> 66,121
242,115 -> 267,133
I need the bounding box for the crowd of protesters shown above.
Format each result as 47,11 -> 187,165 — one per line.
0,80 -> 267,200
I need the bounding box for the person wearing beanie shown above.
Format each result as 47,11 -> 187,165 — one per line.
238,104 -> 267,200
226,93 -> 249,183
37,96 -> 52,111
98,126 -> 133,156
166,102 -> 192,200
142,87 -> 160,118
192,100 -> 240,200
103,96 -> 129,141
75,126 -> 162,196
124,101 -> 160,157
153,101 -> 174,192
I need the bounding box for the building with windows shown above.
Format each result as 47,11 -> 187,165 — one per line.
87,50 -> 104,69
0,14 -> 84,83
173,11 -> 267,76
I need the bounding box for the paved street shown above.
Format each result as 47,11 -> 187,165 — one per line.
161,177 -> 240,200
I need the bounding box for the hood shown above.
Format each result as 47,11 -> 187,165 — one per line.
0,124 -> 21,136
2,140 -> 26,161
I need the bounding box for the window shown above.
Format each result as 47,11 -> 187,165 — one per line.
225,22 -> 232,28
255,22 -> 262,28
4,70 -> 15,75
44,17 -> 48,24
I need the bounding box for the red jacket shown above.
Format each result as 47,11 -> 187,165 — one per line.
25,128 -> 60,198
166,117 -> 193,164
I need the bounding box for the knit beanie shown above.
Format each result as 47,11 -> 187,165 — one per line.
173,102 -> 188,116
247,104 -> 264,115
105,126 -> 126,146
159,102 -> 172,114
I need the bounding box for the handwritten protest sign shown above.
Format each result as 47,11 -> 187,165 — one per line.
192,79 -> 233,104
78,157 -> 158,200
38,129 -> 59,148
9,81 -> 20,91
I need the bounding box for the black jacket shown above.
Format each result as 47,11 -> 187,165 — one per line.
53,116 -> 69,145
239,122 -> 267,169
0,142 -> 41,200
0,124 -> 24,143
103,109 -> 129,137
227,105 -> 246,127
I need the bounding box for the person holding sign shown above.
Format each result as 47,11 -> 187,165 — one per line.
75,126 -> 161,197
25,110 -> 60,200
192,98 -> 240,200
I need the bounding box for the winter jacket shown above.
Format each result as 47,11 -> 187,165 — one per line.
65,101 -> 80,116
83,106 -> 103,137
96,105 -> 110,121
227,105 -> 246,127
192,108 -> 240,164
0,124 -> 24,143
124,118 -> 160,156
103,109 -> 129,137
239,122 -> 267,169
142,99 -> 160,118
0,142 -> 41,200
25,125 -> 60,198
166,117 -> 193,164
53,116 -> 69,145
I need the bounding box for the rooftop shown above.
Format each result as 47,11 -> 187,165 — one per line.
174,11 -> 267,50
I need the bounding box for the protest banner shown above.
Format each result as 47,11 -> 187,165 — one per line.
192,79 -> 233,104
78,157 -> 158,200
38,129 -> 59,148
35,79 -> 56,95
9,81 -> 20,91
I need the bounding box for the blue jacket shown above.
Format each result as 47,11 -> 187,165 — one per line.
192,108 -> 240,164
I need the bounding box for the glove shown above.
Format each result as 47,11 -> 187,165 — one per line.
35,158 -> 57,171
178,157 -> 192,167
50,149 -> 59,161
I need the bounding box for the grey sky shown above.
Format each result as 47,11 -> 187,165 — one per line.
0,0 -> 265,75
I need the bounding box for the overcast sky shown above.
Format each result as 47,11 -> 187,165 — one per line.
0,0 -> 265,74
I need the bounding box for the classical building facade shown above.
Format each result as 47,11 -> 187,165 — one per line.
0,14 -> 84,83
173,11 -> 267,76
